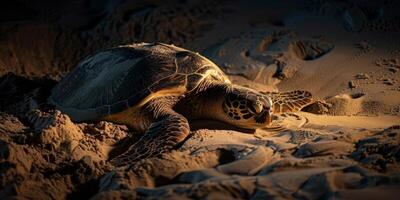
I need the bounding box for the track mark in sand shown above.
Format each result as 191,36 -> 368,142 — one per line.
352,40 -> 374,62
289,40 -> 334,61
336,40 -> 375,66
258,112 -> 309,135
311,40 -> 377,95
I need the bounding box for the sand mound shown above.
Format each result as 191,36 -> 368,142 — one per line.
0,111 -> 129,199
27,110 -> 84,150
325,93 -> 364,115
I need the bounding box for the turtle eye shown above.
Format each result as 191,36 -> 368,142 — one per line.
251,102 -> 263,114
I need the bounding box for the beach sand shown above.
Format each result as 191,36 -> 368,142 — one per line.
0,0 -> 399,199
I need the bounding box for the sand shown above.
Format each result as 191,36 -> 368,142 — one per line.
1,0 -> 400,199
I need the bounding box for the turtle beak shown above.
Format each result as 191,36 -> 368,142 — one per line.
266,106 -> 273,124
254,110 -> 269,124
255,106 -> 273,125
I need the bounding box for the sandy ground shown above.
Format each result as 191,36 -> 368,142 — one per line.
1,0 -> 400,199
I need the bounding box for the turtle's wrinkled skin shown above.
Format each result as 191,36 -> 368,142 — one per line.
49,43 -> 312,165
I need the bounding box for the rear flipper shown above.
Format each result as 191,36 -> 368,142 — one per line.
262,90 -> 313,113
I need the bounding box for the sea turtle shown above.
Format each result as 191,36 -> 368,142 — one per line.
48,42 -> 312,164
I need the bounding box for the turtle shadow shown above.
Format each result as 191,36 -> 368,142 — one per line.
190,119 -> 255,134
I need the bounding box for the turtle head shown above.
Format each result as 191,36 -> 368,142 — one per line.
222,92 -> 273,129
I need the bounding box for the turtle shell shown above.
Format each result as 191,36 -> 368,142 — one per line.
49,43 -> 229,121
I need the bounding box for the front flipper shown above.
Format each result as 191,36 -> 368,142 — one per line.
111,111 -> 190,166
263,90 -> 313,113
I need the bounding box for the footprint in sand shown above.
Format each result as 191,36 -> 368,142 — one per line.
204,28 -> 334,85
